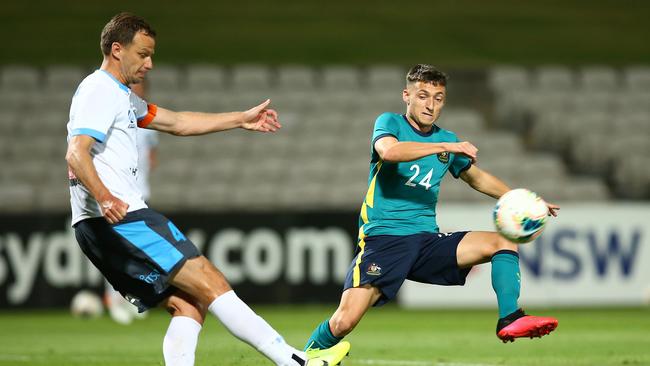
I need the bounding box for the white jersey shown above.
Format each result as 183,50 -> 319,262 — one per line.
67,70 -> 158,225
136,127 -> 158,201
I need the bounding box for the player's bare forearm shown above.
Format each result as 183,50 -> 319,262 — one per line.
66,138 -> 112,201
378,141 -> 450,162
377,137 -> 477,163
460,165 -> 511,200
149,100 -> 280,136
151,108 -> 244,136
66,135 -> 128,223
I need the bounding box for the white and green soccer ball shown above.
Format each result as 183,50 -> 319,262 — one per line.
493,188 -> 548,244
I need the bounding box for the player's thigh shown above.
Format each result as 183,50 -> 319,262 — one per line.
161,290 -> 207,325
456,231 -> 517,268
331,285 -> 381,332
169,256 -> 232,304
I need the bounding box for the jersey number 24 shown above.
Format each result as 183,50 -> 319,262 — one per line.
404,164 -> 433,190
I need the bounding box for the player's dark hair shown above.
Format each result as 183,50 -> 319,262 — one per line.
100,12 -> 156,56
406,64 -> 447,86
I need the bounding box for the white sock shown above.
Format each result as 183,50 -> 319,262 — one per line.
208,290 -> 306,366
163,316 -> 202,366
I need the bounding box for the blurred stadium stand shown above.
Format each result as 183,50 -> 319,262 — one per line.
490,65 -> 649,200
2,64 -> 648,213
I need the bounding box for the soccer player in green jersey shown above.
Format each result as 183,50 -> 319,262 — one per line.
304,64 -> 560,350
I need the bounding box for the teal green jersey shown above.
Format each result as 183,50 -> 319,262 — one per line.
359,112 -> 472,237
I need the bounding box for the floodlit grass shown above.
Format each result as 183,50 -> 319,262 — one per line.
0,306 -> 648,366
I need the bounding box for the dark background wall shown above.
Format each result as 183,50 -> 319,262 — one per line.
2,0 -> 649,66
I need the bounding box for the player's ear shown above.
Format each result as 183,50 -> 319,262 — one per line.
111,42 -> 122,60
402,88 -> 409,105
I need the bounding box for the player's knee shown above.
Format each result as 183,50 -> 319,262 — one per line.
493,233 -> 518,254
330,313 -> 359,336
174,257 -> 232,303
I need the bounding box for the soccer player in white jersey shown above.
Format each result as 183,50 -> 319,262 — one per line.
104,81 -> 156,325
65,12 -> 349,366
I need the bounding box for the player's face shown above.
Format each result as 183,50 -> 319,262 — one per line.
118,31 -> 155,85
403,81 -> 446,129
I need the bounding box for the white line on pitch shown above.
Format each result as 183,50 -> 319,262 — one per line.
356,359 -> 497,366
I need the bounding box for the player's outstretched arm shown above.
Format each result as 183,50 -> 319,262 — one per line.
66,135 -> 129,223
460,165 -> 560,216
459,164 -> 510,199
145,99 -> 281,136
375,137 -> 477,163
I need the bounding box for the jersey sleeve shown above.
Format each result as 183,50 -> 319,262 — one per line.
131,93 -> 158,128
449,135 -> 472,179
372,113 -> 400,146
69,84 -> 118,143
371,113 -> 401,160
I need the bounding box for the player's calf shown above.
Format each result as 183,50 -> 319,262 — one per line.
496,309 -> 558,343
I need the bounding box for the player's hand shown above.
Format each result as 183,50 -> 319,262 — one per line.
545,201 -> 560,217
241,99 -> 282,132
448,141 -> 478,163
99,194 -> 129,224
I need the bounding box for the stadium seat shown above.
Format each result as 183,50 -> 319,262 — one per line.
577,66 -> 620,90
231,64 -> 273,90
441,109 -> 486,136
43,65 -> 88,91
487,65 -> 531,94
147,65 -> 183,91
519,154 -> 567,181
613,90 -> 650,113
0,183 -> 35,212
569,133 -> 611,175
608,134 -> 650,161
0,111 -> 21,135
571,92 -> 616,114
147,90 -> 179,109
185,182 -> 233,209
533,66 -> 575,91
611,155 -> 650,199
616,112 -> 650,133
186,64 -> 227,91
623,66 -> 650,90
150,183 -> 190,211
320,66 -> 362,90
172,93 -> 224,112
439,174 -> 492,203
0,65 -> 40,92
276,65 -> 317,91
36,177 -> 70,211
462,132 -> 523,157
366,65 -> 406,91
562,178 -> 611,201
492,89 -> 532,129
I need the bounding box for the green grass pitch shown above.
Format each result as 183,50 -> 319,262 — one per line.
0,306 -> 648,366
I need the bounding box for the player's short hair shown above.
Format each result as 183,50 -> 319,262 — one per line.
406,64 -> 448,87
100,12 -> 156,56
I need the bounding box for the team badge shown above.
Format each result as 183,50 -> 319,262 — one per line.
437,151 -> 449,163
366,263 -> 382,276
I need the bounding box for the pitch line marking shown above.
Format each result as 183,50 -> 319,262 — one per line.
356,359 -> 497,366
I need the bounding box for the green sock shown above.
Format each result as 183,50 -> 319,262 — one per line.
303,318 -> 342,351
491,250 -> 521,319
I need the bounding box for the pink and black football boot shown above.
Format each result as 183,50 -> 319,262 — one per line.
497,309 -> 558,343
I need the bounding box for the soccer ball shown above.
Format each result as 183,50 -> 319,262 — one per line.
70,290 -> 104,319
493,188 -> 548,244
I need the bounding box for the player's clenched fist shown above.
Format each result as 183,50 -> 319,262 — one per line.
99,194 -> 129,224
448,141 -> 478,163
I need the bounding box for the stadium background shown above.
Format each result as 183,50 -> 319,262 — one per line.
0,1 -> 649,365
